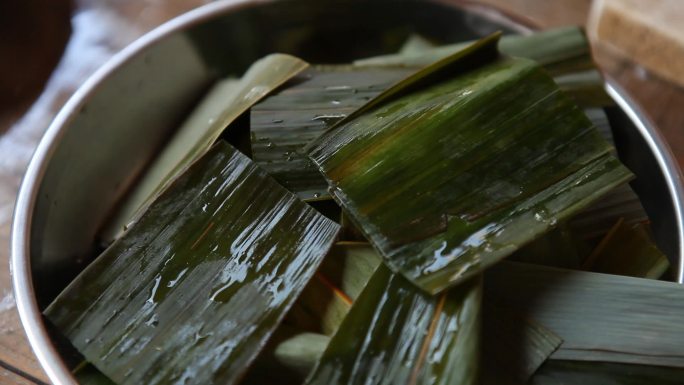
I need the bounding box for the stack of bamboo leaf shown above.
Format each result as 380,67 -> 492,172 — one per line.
45,27 -> 680,385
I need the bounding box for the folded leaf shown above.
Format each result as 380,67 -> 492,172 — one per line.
46,141 -> 339,385
309,41 -> 632,293
486,261 -> 684,369
101,53 -> 309,242
306,266 -> 481,385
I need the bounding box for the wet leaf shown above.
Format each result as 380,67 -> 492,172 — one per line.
250,66 -> 412,200
45,141 -> 339,385
309,42 -> 632,294
305,266 -> 481,385
486,261 -> 684,369
101,53 -> 309,242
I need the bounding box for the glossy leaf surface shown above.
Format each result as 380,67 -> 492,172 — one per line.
250,66 -> 412,200
102,53 -> 308,242
46,142 -> 339,385
306,266 -> 481,385
309,50 -> 632,293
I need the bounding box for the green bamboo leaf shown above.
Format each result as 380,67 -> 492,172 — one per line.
531,360 -> 684,385
305,266 -> 481,385
570,183 -> 648,239
508,224 -> 584,269
486,261 -> 684,369
354,27 -> 593,77
555,70 -> 613,107
582,219 -> 669,279
250,66 -> 413,200
569,108 -> 648,239
240,327 -> 330,385
286,242 -> 381,335
101,53 -> 309,242
45,141 -> 339,385
355,27 -> 609,107
252,32 -> 501,201
483,303 -> 563,384
309,50 -> 632,294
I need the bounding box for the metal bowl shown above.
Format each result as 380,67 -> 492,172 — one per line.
11,0 -> 684,384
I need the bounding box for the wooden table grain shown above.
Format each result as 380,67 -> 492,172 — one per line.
0,0 -> 681,383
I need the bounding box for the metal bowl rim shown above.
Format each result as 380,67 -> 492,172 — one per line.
10,1 -> 684,384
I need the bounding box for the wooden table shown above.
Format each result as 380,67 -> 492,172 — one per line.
0,0 -> 682,383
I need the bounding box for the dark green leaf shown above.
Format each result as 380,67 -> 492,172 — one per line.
101,54 -> 309,242
306,266 -> 481,385
250,66 -> 413,200
309,49 -> 632,293
46,141 -> 339,385
486,261 -> 684,368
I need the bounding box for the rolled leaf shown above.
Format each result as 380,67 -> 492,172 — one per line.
486,261 -> 684,369
46,141 -> 339,385
101,53 -> 309,242
309,42 -> 632,293
305,266 -> 481,385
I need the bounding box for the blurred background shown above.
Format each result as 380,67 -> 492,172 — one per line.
0,0 -> 682,383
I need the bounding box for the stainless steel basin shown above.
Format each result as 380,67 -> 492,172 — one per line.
11,0 -> 684,383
